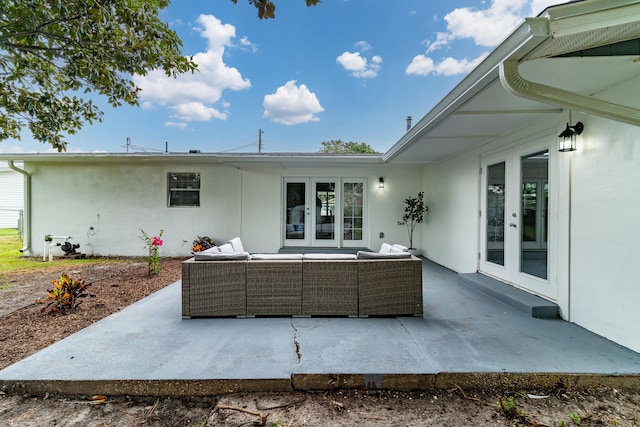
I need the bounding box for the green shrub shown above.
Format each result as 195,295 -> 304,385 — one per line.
37,273 -> 92,314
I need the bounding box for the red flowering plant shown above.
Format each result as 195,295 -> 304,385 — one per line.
139,229 -> 164,275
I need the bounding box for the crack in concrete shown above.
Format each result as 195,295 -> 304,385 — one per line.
291,319 -> 301,363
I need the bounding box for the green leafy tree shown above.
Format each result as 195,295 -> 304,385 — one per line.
398,192 -> 428,249
233,0 -> 320,20
1,0 -> 320,152
0,0 -> 198,151
320,140 -> 378,154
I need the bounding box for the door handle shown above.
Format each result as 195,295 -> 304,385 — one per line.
509,223 -> 517,228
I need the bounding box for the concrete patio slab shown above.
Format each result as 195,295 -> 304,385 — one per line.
1,259 -> 639,396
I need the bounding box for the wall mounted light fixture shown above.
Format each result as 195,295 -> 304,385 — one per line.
558,121 -> 584,152
378,177 -> 385,189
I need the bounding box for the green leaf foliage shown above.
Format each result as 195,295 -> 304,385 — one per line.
320,139 -> 378,154
231,0 -> 320,20
0,0 -> 197,151
37,273 -> 92,314
398,192 -> 428,249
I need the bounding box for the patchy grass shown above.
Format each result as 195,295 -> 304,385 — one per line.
0,231 -> 131,276
0,228 -> 20,237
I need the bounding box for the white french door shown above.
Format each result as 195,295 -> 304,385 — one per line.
480,141 -> 557,300
283,177 -> 366,248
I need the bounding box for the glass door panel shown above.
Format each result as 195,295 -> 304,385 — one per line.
486,162 -> 506,266
520,150 -> 549,280
343,181 -> 364,243
314,181 -> 336,245
285,181 -> 308,244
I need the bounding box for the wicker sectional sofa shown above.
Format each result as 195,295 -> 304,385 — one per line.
181,243 -> 423,318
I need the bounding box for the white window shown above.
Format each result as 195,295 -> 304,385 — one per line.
168,172 -> 200,207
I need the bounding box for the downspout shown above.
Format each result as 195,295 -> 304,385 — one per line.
8,160 -> 31,255
499,59 -> 640,126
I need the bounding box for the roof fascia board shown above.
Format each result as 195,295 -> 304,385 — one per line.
544,0 -> 640,38
215,154 -> 384,168
0,152 -> 384,167
382,18 -> 550,163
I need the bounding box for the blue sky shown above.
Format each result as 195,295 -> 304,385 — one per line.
1,0 -> 559,154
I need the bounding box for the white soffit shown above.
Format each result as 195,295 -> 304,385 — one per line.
519,56 -> 640,95
386,0 -> 640,166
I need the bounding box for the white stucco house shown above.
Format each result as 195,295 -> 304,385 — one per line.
0,161 -> 24,229
1,0 -> 639,353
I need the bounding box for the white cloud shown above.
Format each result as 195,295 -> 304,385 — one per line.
354,40 -> 371,51
165,121 -> 188,129
337,51 -> 382,78
263,80 -> 324,126
239,36 -> 258,53
407,1 -> 550,77
171,102 -> 227,121
426,32 -> 453,54
435,55 -> 486,76
405,55 -> 435,76
406,53 -> 487,77
133,14 -> 251,124
197,14 -> 236,52
443,0 -> 527,47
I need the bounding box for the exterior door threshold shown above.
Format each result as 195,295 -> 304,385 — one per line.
458,273 -> 559,319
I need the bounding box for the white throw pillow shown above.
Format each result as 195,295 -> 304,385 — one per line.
391,244 -> 409,252
357,251 -> 412,259
379,243 -> 392,253
228,237 -> 245,253
218,243 -> 234,253
194,252 -> 250,261
197,246 -> 221,254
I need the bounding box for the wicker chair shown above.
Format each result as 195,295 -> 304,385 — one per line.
358,256 -> 423,317
302,259 -> 358,316
182,258 -> 247,317
246,260 -> 303,316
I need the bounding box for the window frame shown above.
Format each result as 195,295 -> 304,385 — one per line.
167,172 -> 201,207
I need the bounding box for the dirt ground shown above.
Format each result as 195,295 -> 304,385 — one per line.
0,258 -> 639,426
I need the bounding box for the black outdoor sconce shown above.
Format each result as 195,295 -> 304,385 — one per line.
558,121 -> 584,152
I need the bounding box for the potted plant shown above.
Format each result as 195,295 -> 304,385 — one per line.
398,191 -> 428,253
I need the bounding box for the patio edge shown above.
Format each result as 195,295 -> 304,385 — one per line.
292,373 -> 640,392
0,379 -> 293,397
2,373 -> 639,397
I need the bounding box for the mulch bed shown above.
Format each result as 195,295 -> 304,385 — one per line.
0,258 -> 185,370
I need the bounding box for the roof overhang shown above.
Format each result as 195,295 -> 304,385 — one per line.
0,152 -> 392,170
384,0 -> 640,166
